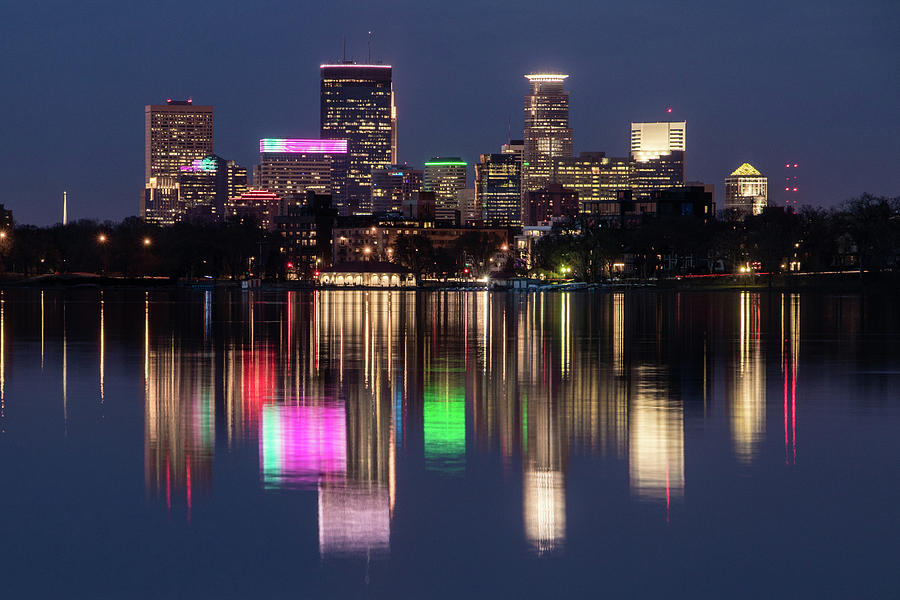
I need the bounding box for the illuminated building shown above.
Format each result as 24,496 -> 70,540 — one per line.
254,138 -> 348,211
141,176 -> 180,226
476,153 -> 522,227
523,74 -> 573,194
143,99 -> 214,224
725,163 -> 768,219
524,183 -> 579,226
554,152 -> 632,215
320,64 -> 396,214
371,165 -> 422,215
630,121 -> 686,199
178,154 -> 248,219
227,189 -> 281,230
317,262 -> 416,287
424,158 -> 467,225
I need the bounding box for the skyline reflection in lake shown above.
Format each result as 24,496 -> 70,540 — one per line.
0,288 -> 896,598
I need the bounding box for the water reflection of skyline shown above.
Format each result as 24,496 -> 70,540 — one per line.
125,289 -> 808,554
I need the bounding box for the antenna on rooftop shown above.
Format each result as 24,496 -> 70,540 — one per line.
368,31 -> 372,63
342,35 -> 347,62
63,191 -> 67,225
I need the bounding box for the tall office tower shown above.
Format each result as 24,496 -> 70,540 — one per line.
629,121 -> 686,199
320,63 -> 395,214
555,152 -> 633,215
523,74 -> 573,194
143,99 -> 213,224
371,166 -> 422,215
178,155 -> 248,219
254,139 -> 348,211
424,158 -> 467,224
724,163 -> 767,218
476,153 -> 522,227
501,139 -> 524,200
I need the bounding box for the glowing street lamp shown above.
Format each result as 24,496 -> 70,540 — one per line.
98,234 -> 107,243
143,237 -> 152,247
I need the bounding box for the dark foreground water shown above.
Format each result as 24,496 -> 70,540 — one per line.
0,288 -> 897,598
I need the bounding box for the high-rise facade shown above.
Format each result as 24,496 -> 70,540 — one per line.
320,64 -> 395,215
724,163 -> 767,218
523,75 -> 573,194
555,152 -> 632,215
476,153 -> 521,227
371,166 -> 422,215
254,138 -> 348,211
143,99 -> 214,224
424,158 -> 467,224
179,155 -> 239,217
630,121 -> 686,199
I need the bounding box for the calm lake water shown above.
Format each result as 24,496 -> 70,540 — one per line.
0,288 -> 897,598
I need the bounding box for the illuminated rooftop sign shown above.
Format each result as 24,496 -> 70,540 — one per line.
320,64 -> 392,69
179,157 -> 218,172
260,139 -> 348,154
424,161 -> 467,167
525,74 -> 569,82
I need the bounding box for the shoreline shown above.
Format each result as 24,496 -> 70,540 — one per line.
0,271 -> 896,294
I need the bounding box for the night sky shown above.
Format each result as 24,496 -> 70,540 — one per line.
1,0 -> 897,226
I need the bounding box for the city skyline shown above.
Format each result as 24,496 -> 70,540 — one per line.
1,0 -> 897,225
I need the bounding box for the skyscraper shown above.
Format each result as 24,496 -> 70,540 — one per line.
254,139 -> 348,211
371,166 -> 422,215
630,121 -> 686,199
476,153 -> 522,227
143,99 -> 214,224
555,152 -> 632,216
320,63 -> 396,215
725,163 -> 767,218
178,154 -> 247,218
424,158 -> 467,224
523,74 -> 573,194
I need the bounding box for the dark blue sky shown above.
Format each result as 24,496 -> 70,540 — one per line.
1,0 -> 897,225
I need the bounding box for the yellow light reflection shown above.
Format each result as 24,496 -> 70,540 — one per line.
629,367 -> 684,506
731,292 -> 765,463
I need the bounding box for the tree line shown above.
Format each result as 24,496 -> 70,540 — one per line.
530,194 -> 900,281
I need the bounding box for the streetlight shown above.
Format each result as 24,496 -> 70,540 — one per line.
500,244 -> 508,252
0,231 -> 6,239
143,237 -> 152,247
98,234 -> 107,243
